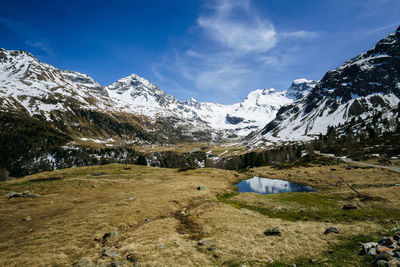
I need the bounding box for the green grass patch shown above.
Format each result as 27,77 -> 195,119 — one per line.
270,233 -> 382,267
217,191 -> 400,223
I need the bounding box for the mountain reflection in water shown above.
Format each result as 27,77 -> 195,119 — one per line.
236,176 -> 316,195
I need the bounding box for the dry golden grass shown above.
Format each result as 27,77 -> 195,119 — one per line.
0,163 -> 398,266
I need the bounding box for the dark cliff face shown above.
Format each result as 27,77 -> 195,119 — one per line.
304,26 -> 400,114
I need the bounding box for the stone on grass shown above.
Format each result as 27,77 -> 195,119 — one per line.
379,237 -> 394,246
22,216 -> 32,222
126,252 -> 138,262
198,239 -> 216,251
374,260 -> 389,267
375,251 -> 394,262
324,227 -> 339,235
393,232 -> 400,241
394,251 -> 400,258
103,231 -> 118,242
6,190 -> 40,199
197,186 -> 208,191
102,248 -> 120,258
388,259 -> 400,267
342,204 -> 357,210
392,227 -> 400,232
361,242 -> 378,255
264,227 -> 281,236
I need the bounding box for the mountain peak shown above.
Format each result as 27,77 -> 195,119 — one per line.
286,79 -> 318,100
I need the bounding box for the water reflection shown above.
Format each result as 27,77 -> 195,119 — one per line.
236,176 -> 316,195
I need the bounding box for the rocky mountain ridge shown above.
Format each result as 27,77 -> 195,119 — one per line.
0,47 -> 315,142
249,26 -> 400,145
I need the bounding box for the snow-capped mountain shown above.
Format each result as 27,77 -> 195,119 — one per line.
0,47 -> 314,142
250,26 -> 400,144
104,74 -> 315,137
0,48 -> 113,119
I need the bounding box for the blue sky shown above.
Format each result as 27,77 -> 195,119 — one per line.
1,0 -> 399,104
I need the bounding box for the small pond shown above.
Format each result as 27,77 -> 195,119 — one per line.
236,176 -> 316,195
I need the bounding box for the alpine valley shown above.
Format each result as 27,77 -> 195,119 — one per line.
0,26 -> 399,177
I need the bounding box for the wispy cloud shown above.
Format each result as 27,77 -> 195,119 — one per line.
362,23 -> 399,36
0,16 -> 53,55
198,0 -> 277,54
279,30 -> 320,39
152,0 -> 319,103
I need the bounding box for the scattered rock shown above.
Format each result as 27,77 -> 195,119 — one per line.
198,239 -> 216,251
127,197 -> 135,201
126,252 -> 138,262
375,251 -> 394,262
102,248 -> 120,258
91,185 -> 98,188
264,227 -> 281,236
94,234 -> 102,242
391,226 -> 400,232
324,226 -> 339,235
393,232 -> 400,241
374,260 -> 389,267
362,242 -> 379,255
342,204 -> 357,210
388,259 -> 400,267
197,186 -> 208,191
157,245 -> 166,249
22,216 -> 31,222
309,259 -> 317,263
103,231 -> 118,242
6,191 -> 40,199
144,218 -> 150,222
198,239 -> 215,247
379,237 -> 394,246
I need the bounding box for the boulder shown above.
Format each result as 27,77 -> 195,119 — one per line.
387,260 -> 400,267
103,231 -> 118,242
198,239 -> 216,251
126,252 -> 138,262
6,190 -> 40,199
375,251 -> 394,262
264,227 -> 281,236
324,227 -> 339,235
374,260 -> 389,267
379,237 -> 394,246
394,232 -> 400,241
197,186 -> 208,191
22,216 -> 32,222
362,242 -> 379,255
342,204 -> 357,210
102,248 -> 120,258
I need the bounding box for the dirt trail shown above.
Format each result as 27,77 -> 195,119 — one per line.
315,151 -> 400,173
